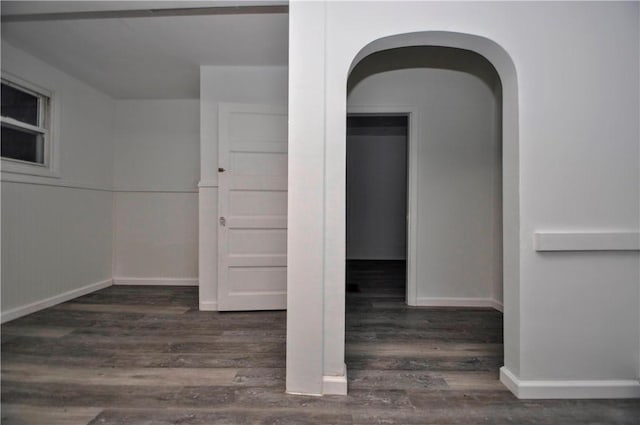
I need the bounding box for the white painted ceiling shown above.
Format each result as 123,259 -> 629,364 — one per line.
1,1 -> 288,99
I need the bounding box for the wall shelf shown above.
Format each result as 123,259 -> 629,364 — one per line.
534,232 -> 640,252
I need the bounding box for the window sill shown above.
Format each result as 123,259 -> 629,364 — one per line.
1,158 -> 60,179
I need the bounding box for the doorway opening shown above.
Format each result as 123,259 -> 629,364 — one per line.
346,114 -> 409,301
344,44 -> 505,391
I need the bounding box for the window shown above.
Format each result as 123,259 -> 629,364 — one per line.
1,76 -> 52,169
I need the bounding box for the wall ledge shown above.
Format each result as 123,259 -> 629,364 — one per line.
500,367 -> 640,399
534,232 -> 640,251
1,278 -> 112,323
197,180 -> 219,188
1,174 -> 112,192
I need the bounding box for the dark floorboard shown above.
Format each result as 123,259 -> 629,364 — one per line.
2,261 -> 639,424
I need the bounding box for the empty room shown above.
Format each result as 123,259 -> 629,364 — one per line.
2,1 -> 639,424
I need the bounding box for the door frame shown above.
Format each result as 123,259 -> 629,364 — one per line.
346,105 -> 420,305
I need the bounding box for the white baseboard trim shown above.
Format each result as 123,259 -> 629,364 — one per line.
416,297 -> 503,312
323,364 -> 348,395
113,277 -> 198,286
199,301 -> 219,311
500,367 -> 640,399
1,278 -> 113,323
346,258 -> 407,261
490,299 -> 504,312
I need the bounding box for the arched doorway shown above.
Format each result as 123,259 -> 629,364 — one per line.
344,44 -> 505,392
321,31 -> 519,395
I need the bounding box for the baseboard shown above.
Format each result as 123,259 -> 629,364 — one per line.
113,277 -> 198,286
416,297 -> 503,312
489,299 -> 504,312
323,367 -> 348,395
1,278 -> 112,323
346,258 -> 407,261
199,301 -> 218,311
500,367 -> 640,399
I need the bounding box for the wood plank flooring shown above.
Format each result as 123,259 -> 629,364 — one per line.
2,261 -> 639,424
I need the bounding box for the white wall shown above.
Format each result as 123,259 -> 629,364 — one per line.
346,122 -> 407,260
287,1 -> 640,398
1,46 -> 204,317
347,48 -> 502,304
1,41 -> 115,321
1,49 -> 290,316
199,66 -> 288,310
112,99 -> 199,285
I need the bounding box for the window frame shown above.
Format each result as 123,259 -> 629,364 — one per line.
1,72 -> 59,178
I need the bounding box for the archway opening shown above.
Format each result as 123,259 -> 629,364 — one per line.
336,33 -> 519,394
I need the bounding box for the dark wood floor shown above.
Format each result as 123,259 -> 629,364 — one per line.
2,261 -> 639,424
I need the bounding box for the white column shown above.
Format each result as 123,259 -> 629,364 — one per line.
286,0 -> 327,395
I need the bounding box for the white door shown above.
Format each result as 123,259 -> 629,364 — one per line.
217,103 -> 288,311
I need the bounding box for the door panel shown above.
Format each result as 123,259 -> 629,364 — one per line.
217,103 -> 288,311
